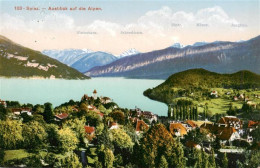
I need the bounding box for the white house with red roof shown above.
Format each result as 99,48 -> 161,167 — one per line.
109,122 -> 119,130
54,113 -> 69,121
0,99 -> 7,108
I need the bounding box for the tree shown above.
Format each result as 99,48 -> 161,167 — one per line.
110,129 -> 133,149
20,113 -> 33,123
250,126 -> 260,143
86,111 -> 102,127
158,155 -> 168,168
22,121 -> 47,149
248,150 -> 260,168
202,150 -> 210,168
109,110 -> 125,125
194,149 -> 203,168
139,124 -> 186,168
209,149 -> 216,168
43,102 -> 53,123
51,152 -> 82,168
222,153 -> 228,168
0,119 -> 23,149
99,148 -> 114,168
58,127 -> 79,153
64,118 -> 87,147
32,104 -> 44,114
0,104 -> 7,120
46,124 -> 59,147
97,126 -> 113,149
168,105 -> 172,118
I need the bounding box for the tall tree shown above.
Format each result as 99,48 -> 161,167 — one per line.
58,127 -> 79,153
0,119 -> 23,149
209,149 -> 217,168
139,124 -> 186,168
222,153 -> 229,168
64,118 -> 86,147
22,121 -> 47,149
158,155 -> 168,168
110,128 -> 134,149
43,102 -> 53,123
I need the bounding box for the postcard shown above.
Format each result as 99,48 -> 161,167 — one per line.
0,0 -> 259,167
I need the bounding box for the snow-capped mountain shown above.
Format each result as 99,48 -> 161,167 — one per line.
171,43 -> 186,48
42,49 -> 118,73
86,35 -> 260,79
42,49 -> 93,66
192,41 -> 208,47
118,48 -> 140,58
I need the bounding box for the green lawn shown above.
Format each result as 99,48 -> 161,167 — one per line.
197,98 -> 244,114
4,149 -> 31,162
172,88 -> 260,115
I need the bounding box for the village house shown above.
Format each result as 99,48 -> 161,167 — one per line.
216,127 -> 240,145
84,125 -> 95,139
0,99 -> 7,108
100,96 -> 112,104
130,107 -> 158,123
169,123 -> 187,137
200,122 -> 241,145
20,108 -> 32,116
109,122 -> 119,130
247,135 -> 253,143
246,101 -> 257,109
247,120 -> 259,132
54,113 -> 69,121
183,120 -> 198,132
217,116 -> 243,129
245,96 -> 250,102
210,91 -> 218,98
238,93 -> 244,100
185,141 -> 201,150
11,108 -> 32,116
135,120 -> 149,135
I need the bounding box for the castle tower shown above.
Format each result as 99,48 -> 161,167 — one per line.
93,89 -> 97,100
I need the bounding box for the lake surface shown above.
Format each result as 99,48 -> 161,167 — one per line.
0,77 -> 167,116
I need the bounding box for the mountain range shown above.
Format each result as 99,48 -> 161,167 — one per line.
85,35 -> 260,79
42,48 -> 140,72
0,35 -> 88,79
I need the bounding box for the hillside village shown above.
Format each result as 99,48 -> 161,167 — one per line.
0,89 -> 259,168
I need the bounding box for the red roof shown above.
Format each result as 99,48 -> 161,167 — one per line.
169,123 -> 187,136
186,141 -> 198,148
186,120 -> 197,128
84,125 -> 95,134
111,122 -> 117,126
217,127 -> 237,140
136,120 -> 149,132
55,113 -> 69,120
11,108 -> 31,113
218,117 -> 243,126
98,112 -> 104,117
93,89 -> 97,94
248,120 -> 260,128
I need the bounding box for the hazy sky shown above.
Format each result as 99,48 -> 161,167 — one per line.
0,0 -> 259,55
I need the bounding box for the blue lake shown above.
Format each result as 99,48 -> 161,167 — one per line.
0,77 -> 167,116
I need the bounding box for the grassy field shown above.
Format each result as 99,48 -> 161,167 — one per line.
169,88 -> 260,115
4,149 -> 31,162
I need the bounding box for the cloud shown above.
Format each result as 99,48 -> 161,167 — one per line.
0,6 -> 241,36
0,5 -> 249,54
0,12 -> 75,33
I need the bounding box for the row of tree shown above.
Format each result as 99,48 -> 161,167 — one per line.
168,101 -> 199,120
